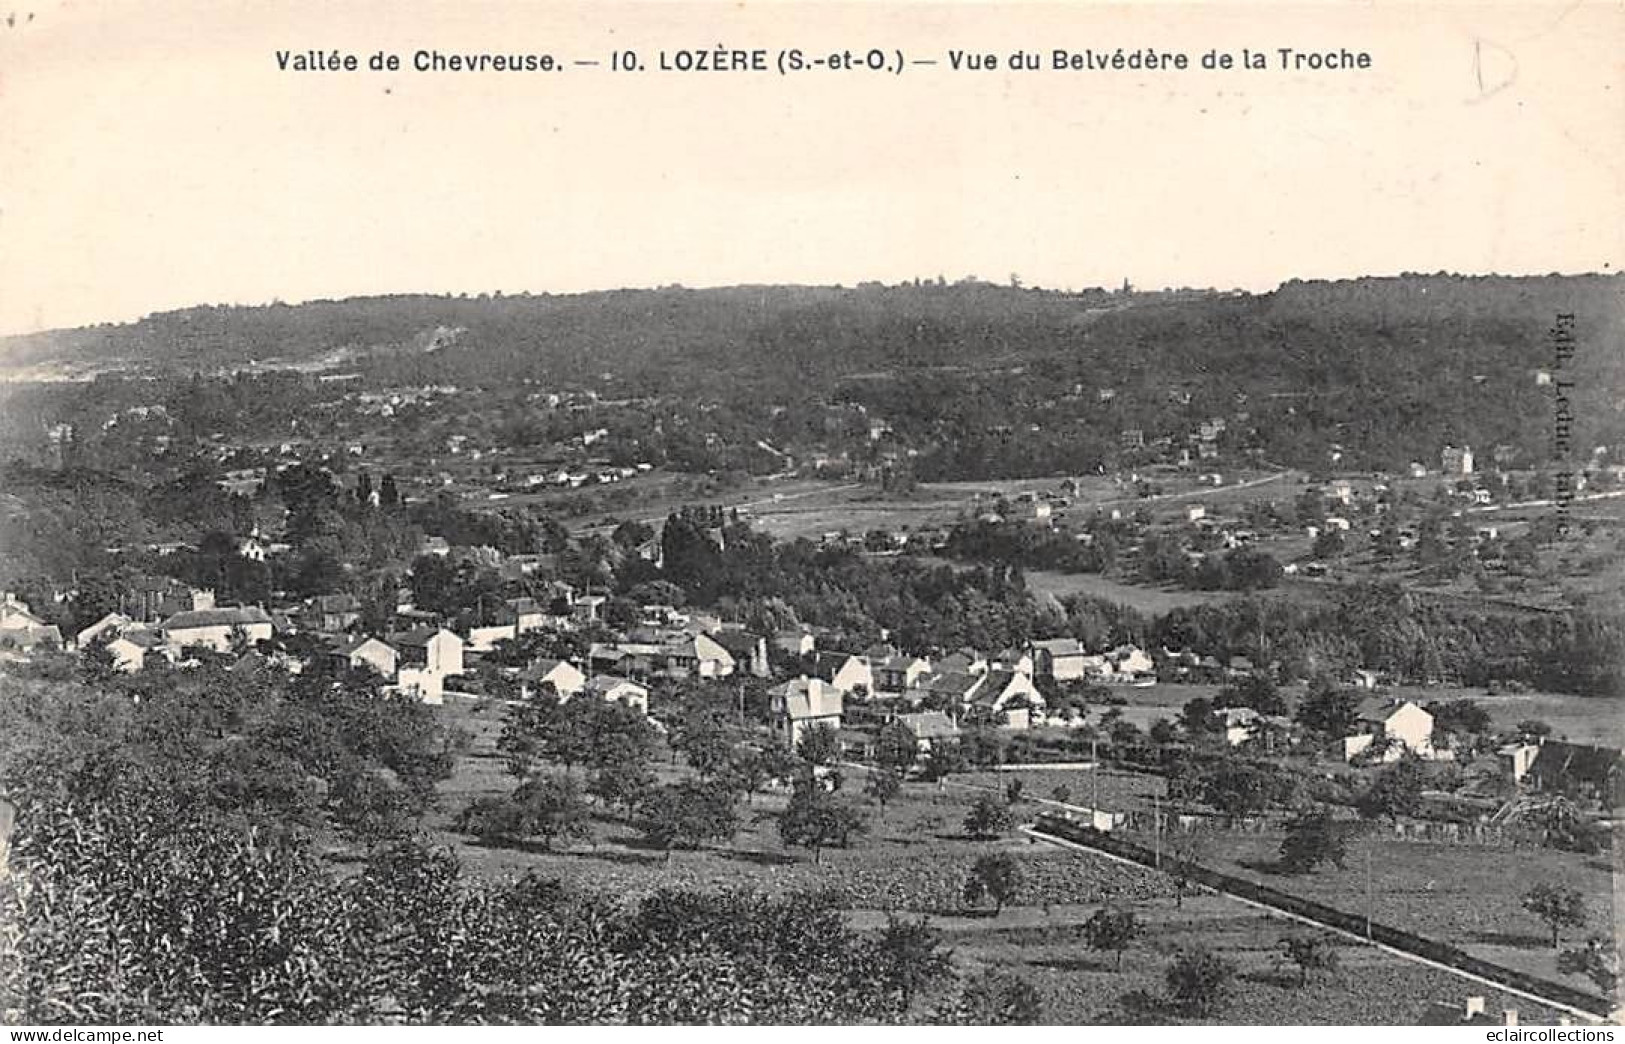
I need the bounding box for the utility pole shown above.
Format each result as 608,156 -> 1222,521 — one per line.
1364,844 -> 1373,940
1091,736 -> 1100,813
1153,792 -> 1162,869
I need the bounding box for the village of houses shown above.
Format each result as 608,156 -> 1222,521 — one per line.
2,391 -> 1622,1023
3,547 -> 1615,815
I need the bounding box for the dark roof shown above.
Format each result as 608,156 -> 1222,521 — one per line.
1530,741 -> 1623,786
391,625 -> 451,648
812,651 -> 863,677
161,606 -> 272,631
924,671 -> 982,699
308,593 -> 360,613
1355,696 -> 1424,722
334,635 -> 392,657
710,630 -> 763,656
227,651 -> 277,676
898,711 -> 961,741
973,669 -> 1021,706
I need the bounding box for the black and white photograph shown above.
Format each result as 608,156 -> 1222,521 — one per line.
0,0 -> 1621,1030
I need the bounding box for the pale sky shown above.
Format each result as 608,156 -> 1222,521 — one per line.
0,1 -> 1620,335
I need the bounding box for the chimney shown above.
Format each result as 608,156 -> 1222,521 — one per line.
1464,997 -> 1485,1019
1503,1010 -> 1518,1028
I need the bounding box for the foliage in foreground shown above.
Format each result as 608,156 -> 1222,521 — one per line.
0,782 -> 971,1025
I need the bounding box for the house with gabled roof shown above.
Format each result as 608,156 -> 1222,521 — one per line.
769,676 -> 844,747
918,670 -> 985,707
391,626 -> 464,676
76,612 -> 132,650
711,629 -> 770,677
875,654 -> 931,694
160,606 -> 273,653
299,593 -> 360,634
896,710 -> 962,754
773,628 -> 817,658
812,651 -> 873,695
584,674 -> 649,715
1344,698 -> 1434,762
1524,740 -> 1623,806
972,669 -> 1045,729
1030,637 -> 1089,680
106,629 -> 168,672
329,636 -> 398,680
935,648 -> 988,676
522,658 -> 586,698
663,632 -> 736,679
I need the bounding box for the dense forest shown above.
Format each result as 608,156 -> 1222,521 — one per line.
4,275 -> 1621,476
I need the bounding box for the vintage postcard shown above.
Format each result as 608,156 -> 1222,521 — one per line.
0,0 -> 1621,1031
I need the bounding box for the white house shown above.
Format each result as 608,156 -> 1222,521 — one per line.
772,628 -> 817,658
971,670 -> 1045,729
159,606 -> 274,653
769,676 -> 844,747
812,652 -> 874,695
1107,644 -> 1156,682
896,710 -> 962,755
647,633 -> 737,679
1030,637 -> 1090,681
105,630 -> 168,673
331,636 -> 399,680
875,654 -> 932,694
393,626 -> 464,676
584,674 -> 649,715
392,627 -> 464,703
524,658 -> 587,698
467,621 -> 518,653
1344,698 -> 1435,762
76,611 -> 132,649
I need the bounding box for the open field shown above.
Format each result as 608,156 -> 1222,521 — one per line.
1112,824 -> 1616,995
428,697 -> 1596,1023
915,889 -> 1567,1024
429,697 -> 1171,908
958,767 -> 1168,809
1384,686 -> 1625,748
1024,570 -> 1238,614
